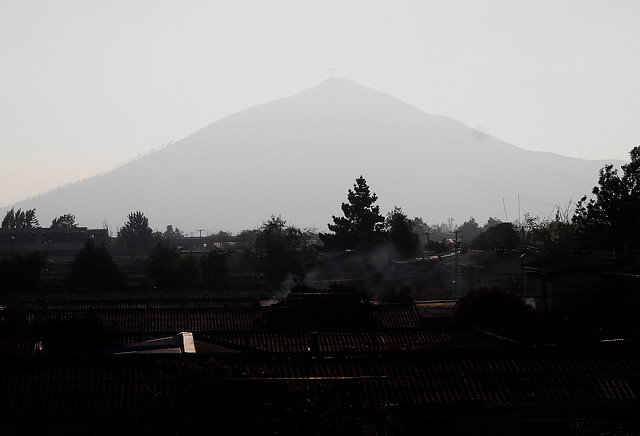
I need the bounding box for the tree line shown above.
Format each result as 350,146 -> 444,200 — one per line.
2,145 -> 639,290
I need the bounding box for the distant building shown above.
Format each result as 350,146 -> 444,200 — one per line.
0,227 -> 108,256
524,252 -> 629,312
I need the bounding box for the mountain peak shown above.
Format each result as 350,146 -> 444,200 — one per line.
301,77 -> 382,99
314,77 -> 363,88
11,80 -> 609,232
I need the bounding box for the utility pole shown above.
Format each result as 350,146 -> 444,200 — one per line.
450,230 -> 462,298
422,231 -> 431,260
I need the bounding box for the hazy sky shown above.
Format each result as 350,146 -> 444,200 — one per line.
1,0 -> 639,206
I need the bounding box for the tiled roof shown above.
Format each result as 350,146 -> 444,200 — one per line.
0,346 -> 638,412
29,308 -> 264,333
19,297 -> 259,310
15,288 -> 274,303
370,304 -> 422,328
228,347 -> 640,406
16,290 -> 424,333
0,357 -> 172,411
201,329 -> 464,353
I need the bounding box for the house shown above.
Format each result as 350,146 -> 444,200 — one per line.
0,227 -> 108,256
524,252 -> 626,313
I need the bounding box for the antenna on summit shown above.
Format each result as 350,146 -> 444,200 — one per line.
329,68 -> 335,77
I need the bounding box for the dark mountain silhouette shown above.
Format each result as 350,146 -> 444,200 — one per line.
10,79 -> 621,232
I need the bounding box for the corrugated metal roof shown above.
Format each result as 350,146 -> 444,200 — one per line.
370,304 -> 422,329
200,329 -> 464,353
1,345 -> 638,412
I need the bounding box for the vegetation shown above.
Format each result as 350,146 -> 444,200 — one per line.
69,238 -> 123,287
4,149 -> 640,293
200,247 -> 229,289
470,222 -> 520,250
117,211 -> 153,251
144,243 -> 200,288
321,176 -> 385,250
457,217 -> 481,242
50,213 -> 77,228
573,145 -> 640,254
161,224 -> 184,241
1,163 -> 639,429
385,206 -> 420,256
254,215 -> 317,286
1,208 -> 39,229
524,209 -> 576,255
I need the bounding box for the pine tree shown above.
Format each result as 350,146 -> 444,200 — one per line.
322,176 -> 384,250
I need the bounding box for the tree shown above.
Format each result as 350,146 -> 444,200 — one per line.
69,239 -> 122,287
1,208 -> 39,229
162,225 -> 184,241
144,243 -> 200,288
471,222 -> 520,250
51,213 -> 77,229
385,206 -> 420,256
573,145 -> 640,253
117,211 -> 153,251
483,217 -> 503,230
200,248 -> 229,289
524,210 -> 576,255
321,176 -> 385,250
411,217 -> 430,245
255,216 -> 306,286
458,217 -> 481,243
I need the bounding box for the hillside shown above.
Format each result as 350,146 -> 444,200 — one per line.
12,78 -> 619,232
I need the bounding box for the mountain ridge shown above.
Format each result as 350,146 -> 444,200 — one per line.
8,78 -> 624,232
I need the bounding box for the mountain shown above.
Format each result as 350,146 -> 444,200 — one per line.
11,78 -> 621,233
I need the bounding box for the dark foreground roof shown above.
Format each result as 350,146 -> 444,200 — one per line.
199,328 -> 465,353
1,345 -> 638,413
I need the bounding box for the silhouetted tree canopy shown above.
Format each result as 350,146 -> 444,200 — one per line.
484,217 -> 503,229
471,222 -> 520,250
321,176 -> 384,250
1,208 -> 39,229
162,224 -> 184,241
117,211 -> 153,251
69,239 -> 122,287
144,243 -> 200,288
200,247 -> 229,289
255,216 -> 307,286
524,211 -> 576,255
573,145 -> 640,254
458,217 -> 481,243
50,213 -> 77,229
411,217 -> 430,245
385,206 -> 420,256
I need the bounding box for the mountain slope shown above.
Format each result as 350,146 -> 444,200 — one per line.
12,78 -> 619,232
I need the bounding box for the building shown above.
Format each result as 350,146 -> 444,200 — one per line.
0,227 -> 108,256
